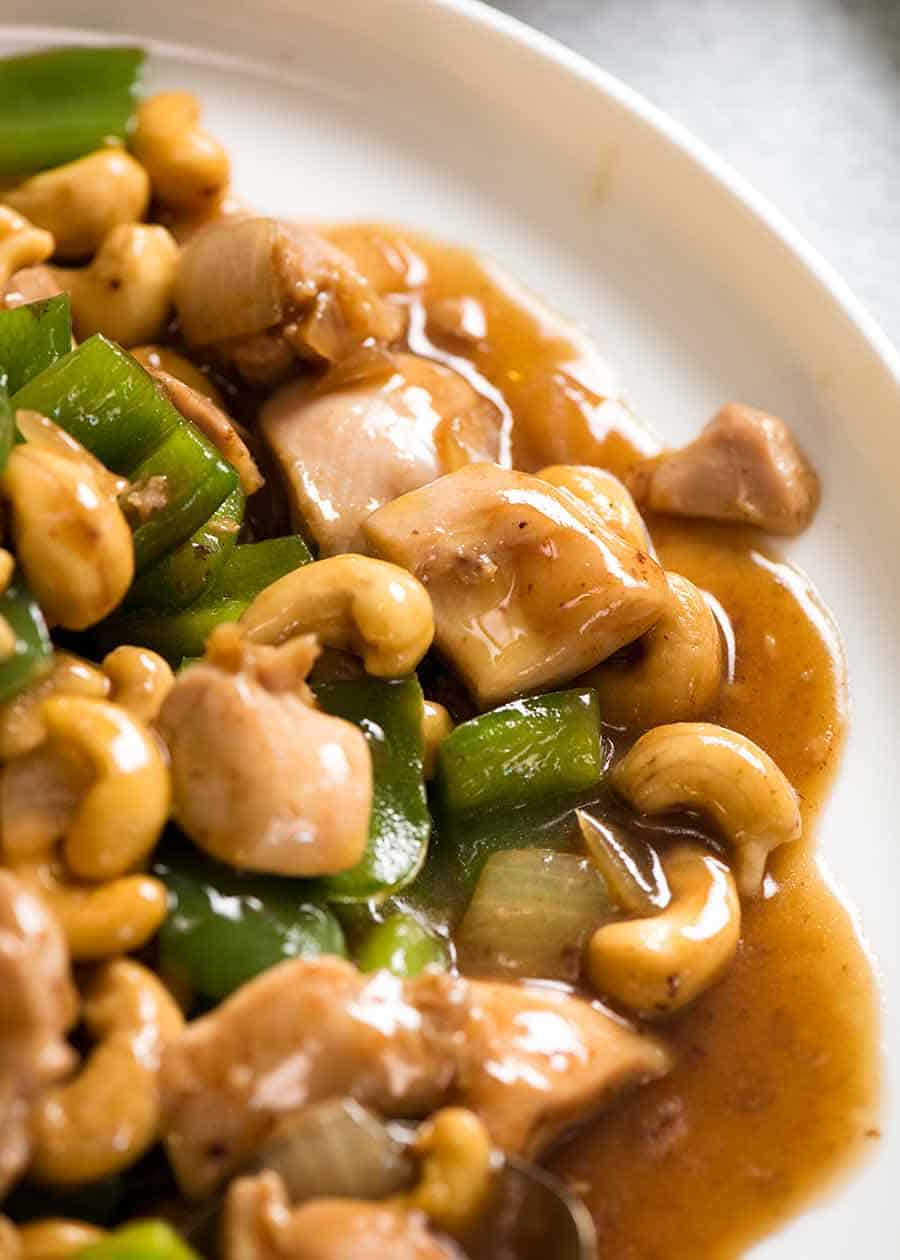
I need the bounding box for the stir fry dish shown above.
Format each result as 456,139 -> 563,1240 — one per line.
0,45 -> 880,1260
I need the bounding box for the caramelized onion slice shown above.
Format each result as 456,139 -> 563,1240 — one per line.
174,217 -> 284,346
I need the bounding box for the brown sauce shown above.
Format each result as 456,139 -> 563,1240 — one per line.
329,224 -> 882,1258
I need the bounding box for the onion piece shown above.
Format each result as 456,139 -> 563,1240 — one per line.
174,217 -> 284,346
253,1099 -> 415,1204
456,848 -> 613,982
576,809 -> 670,915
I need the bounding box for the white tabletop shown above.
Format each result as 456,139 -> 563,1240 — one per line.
491,0 -> 900,348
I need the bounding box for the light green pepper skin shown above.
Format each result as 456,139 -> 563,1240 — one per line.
355,912 -> 448,977
0,572 -> 52,703
0,295 -> 71,395
75,1220 -> 199,1260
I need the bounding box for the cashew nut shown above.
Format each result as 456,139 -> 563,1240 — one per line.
0,205 -> 54,288
585,573 -> 722,729
0,653 -> 109,761
6,149 -> 150,261
2,442 -> 134,629
131,92 -> 230,214
611,722 -> 801,896
53,224 -> 179,346
240,555 -> 435,677
0,1217 -> 21,1260
19,1220 -> 105,1260
131,344 -> 224,405
422,700 -> 454,779
39,695 -> 170,881
388,1108 -> 495,1235
13,859 -> 168,961
14,410 -> 128,499
102,646 -> 175,724
30,959 -> 184,1185
586,845 -> 740,1016
538,464 -> 652,552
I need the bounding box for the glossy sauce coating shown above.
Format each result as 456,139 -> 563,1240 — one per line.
330,225 -> 881,1259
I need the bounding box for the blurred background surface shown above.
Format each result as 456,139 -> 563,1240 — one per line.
490,0 -> 900,345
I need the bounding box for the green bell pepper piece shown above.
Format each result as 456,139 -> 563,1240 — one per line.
0,386 -> 14,474
155,848 -> 347,1002
76,1220 -> 198,1260
356,912 -> 448,977
0,294 -> 71,394
125,425 -> 239,572
316,677 -> 430,903
436,689 -> 606,818
0,47 -> 145,176
97,535 -> 312,664
126,487 -> 245,612
12,336 -> 180,473
0,573 -> 52,703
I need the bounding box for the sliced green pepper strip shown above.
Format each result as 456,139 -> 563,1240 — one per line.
0,46 -> 145,176
96,536 -> 312,664
76,1220 -> 199,1260
12,335 -> 182,473
436,689 -> 606,818
155,847 -> 347,1002
0,572 -> 52,703
125,487 -> 245,612
316,676 -> 430,904
356,912 -> 448,977
0,385 -> 14,474
0,294 -> 72,394
125,425 -> 239,572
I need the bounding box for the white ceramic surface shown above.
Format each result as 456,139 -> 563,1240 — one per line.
3,1 -> 898,1254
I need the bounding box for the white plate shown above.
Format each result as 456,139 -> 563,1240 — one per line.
4,1 -> 898,1254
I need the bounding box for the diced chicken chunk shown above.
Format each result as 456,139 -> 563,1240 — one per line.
0,871 -> 77,1195
174,219 -> 404,386
261,353 -> 502,555
225,1173 -> 460,1260
156,629 -> 372,878
160,956 -> 669,1198
150,368 -> 264,495
364,463 -> 668,707
3,265 -> 64,309
629,403 -> 819,535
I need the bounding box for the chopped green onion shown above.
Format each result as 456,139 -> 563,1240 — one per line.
456,848 -> 613,982
0,572 -> 52,703
577,809 -> 670,915
436,689 -> 607,818
0,295 -> 72,395
315,677 -> 430,903
155,846 -> 346,1002
0,46 -> 145,176
356,912 -> 448,977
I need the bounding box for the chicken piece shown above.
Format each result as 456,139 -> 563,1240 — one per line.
150,367 -> 264,494
629,402 -> 819,535
0,871 -> 77,1195
3,264 -> 64,309
156,629 -> 372,878
225,1173 -> 461,1260
160,956 -> 670,1198
261,353 -> 503,555
174,219 -> 405,386
364,463 -> 668,707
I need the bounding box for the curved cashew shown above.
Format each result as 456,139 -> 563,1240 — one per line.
0,205 -> 54,288
131,92 -> 230,215
388,1108 -> 495,1235
587,845 -> 740,1016
0,1218 -> 21,1260
240,555 -> 434,678
422,700 -> 454,779
538,464 -> 651,552
131,344 -> 224,405
585,573 -> 722,729
30,959 -> 184,1185
3,443 -> 133,630
102,646 -> 175,724
14,410 -> 128,498
19,1220 -> 106,1260
612,722 -> 801,896
0,652 -> 110,761
53,224 -> 179,346
13,859 -> 167,961
39,695 -> 170,881
6,149 -> 149,261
